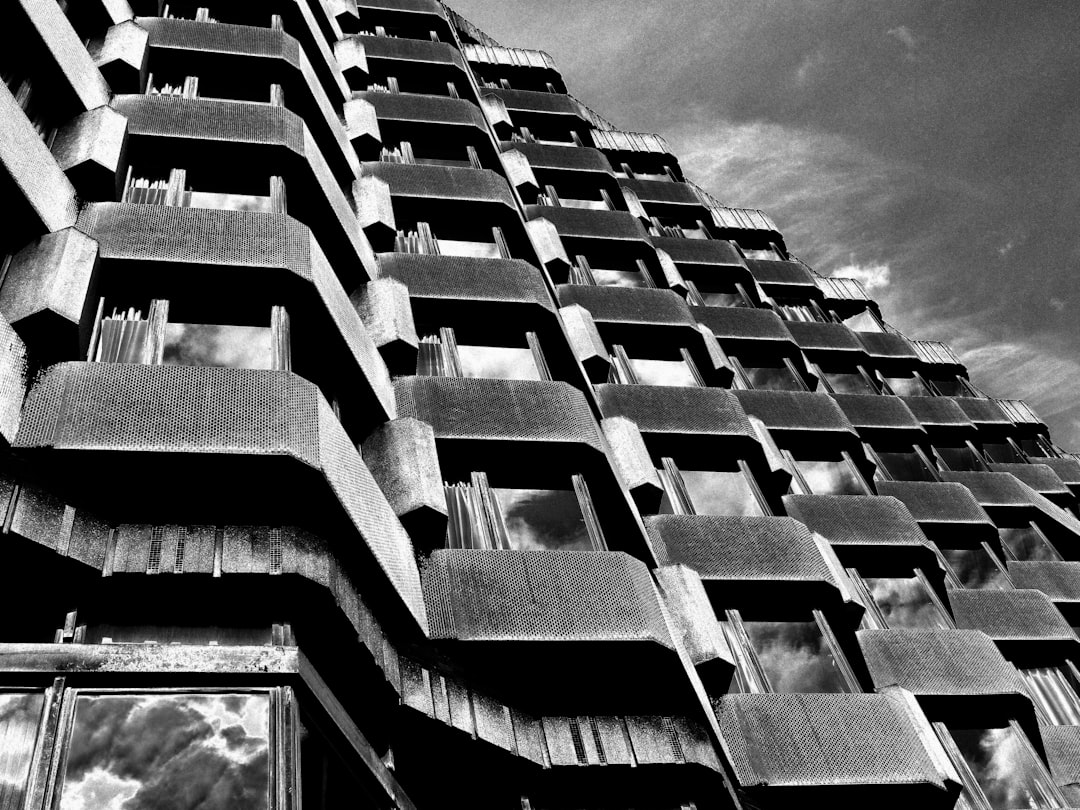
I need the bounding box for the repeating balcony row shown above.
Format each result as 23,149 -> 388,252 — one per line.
7,453 -> 1080,807
5,344 -> 1078,607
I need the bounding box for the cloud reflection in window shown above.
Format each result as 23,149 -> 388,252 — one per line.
999,526 -> 1061,562
457,345 -> 540,381
680,469 -> 763,517
629,358 -> 697,387
951,726 -> 1058,810
493,488 -> 592,551
742,621 -> 850,693
0,693 -> 44,809
942,548 -> 1009,590
164,324 -> 272,370
795,458 -> 864,495
60,693 -> 270,810
865,576 -> 950,629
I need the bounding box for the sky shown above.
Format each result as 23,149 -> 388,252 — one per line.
448,0 -> 1080,450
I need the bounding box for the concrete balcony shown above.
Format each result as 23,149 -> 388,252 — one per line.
714,690 -> 960,807
12,361 -> 425,633
110,94 -> 375,281
141,17 -> 358,184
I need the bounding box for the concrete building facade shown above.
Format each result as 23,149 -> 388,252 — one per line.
1,1 -> 1079,808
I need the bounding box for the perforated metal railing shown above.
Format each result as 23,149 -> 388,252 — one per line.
421,548 -> 672,644
715,691 -> 954,789
0,314 -> 27,444
376,253 -> 555,310
646,514 -> 841,587
394,375 -> 603,449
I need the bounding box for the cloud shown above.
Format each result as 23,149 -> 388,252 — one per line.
450,0 -> 1080,450
885,25 -> 919,51
831,262 -> 891,290
163,324 -> 272,370
62,694 -> 270,810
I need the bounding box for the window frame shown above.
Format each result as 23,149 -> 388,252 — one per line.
657,456 -> 772,518
721,608 -> 861,695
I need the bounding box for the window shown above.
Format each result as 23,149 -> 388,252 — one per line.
417,327 -> 550,381
730,355 -> 806,392
538,184 -> 613,211
775,303 -> 823,323
871,445 -> 938,482
851,569 -> 952,629
936,722 -> 1064,809
722,610 -> 857,694
122,168 -> 284,214
395,221 -> 511,260
657,458 -> 769,517
685,279 -> 753,308
444,472 -> 607,552
982,440 -> 1024,464
0,692 -> 45,809
927,374 -> 980,398
934,442 -> 987,472
942,545 -> 1011,590
91,300 -> 288,371
736,242 -> 784,261
882,373 -> 931,397
843,309 -> 886,333
592,268 -> 652,288
1019,437 -> 1056,459
609,345 -> 703,387
999,522 -> 1061,562
164,324 -> 274,369
786,451 -> 871,496
815,363 -> 878,395
59,692 -> 271,810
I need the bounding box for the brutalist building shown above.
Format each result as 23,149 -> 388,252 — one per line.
1,1 -> 1079,808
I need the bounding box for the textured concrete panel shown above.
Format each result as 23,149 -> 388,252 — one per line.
362,417 -> 446,549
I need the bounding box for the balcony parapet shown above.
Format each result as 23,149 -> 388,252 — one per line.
13,361 -> 425,633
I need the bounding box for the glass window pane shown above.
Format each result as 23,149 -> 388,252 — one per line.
744,363 -> 801,391
458,346 -> 540,381
823,370 -> 875,394
950,726 -> 1060,810
884,375 -> 929,396
629,358 -> 697,387
61,693 -> 270,810
795,458 -> 865,495
741,246 -> 782,260
592,269 -> 650,288
164,324 -> 272,369
0,693 -> 45,810
493,488 -> 592,551
1000,526 -> 1061,562
701,290 -> 747,307
936,446 -> 983,471
929,376 -> 965,397
1019,439 -> 1049,458
865,575 -> 950,629
943,548 -> 1009,590
877,451 -> 936,482
844,310 -> 885,332
742,621 -> 851,693
680,469 -> 764,517
436,240 -> 500,258
982,442 -> 1022,464
185,191 -> 272,213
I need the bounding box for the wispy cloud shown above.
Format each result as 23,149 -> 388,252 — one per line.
885,25 -> 919,52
